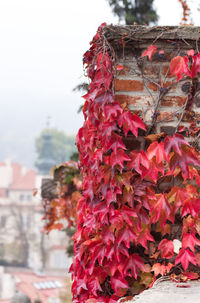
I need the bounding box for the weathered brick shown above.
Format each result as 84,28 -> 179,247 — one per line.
161,96 -> 187,107
114,79 -> 144,91
115,94 -> 152,107
157,111 -> 177,122
147,81 -> 177,92
147,82 -> 159,91
144,64 -> 160,77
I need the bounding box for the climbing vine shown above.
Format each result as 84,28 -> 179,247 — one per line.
43,23 -> 200,303
68,23 -> 200,303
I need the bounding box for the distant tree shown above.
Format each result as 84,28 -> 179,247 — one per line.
107,0 -> 158,25
35,128 -> 76,173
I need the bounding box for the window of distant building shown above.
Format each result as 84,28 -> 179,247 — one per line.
20,194 -> 24,201
27,195 -> 32,201
0,216 -> 6,228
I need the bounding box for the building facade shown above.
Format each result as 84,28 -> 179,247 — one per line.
0,159 -> 72,274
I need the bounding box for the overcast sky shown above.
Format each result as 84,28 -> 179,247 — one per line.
0,0 -> 199,167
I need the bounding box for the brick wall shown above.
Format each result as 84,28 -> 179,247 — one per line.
104,25 -> 200,139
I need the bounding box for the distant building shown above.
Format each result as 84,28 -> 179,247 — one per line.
0,266 -> 70,303
0,159 -> 72,273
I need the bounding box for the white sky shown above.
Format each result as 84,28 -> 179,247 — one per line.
0,0 -> 199,166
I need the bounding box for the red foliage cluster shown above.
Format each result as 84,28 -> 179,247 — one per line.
69,25 -> 200,303
42,161 -> 82,232
170,50 -> 200,81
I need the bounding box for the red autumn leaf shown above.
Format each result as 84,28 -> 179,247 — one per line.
111,271 -> 128,293
183,272 -> 198,280
87,277 -> 102,297
141,45 -> 157,61
182,233 -> 200,251
116,64 -> 124,71
106,134 -> 126,154
142,161 -> 159,182
118,111 -> 146,137
191,53 -> 200,77
102,228 -> 115,245
164,134 -> 189,158
175,248 -> 196,271
101,121 -> 118,137
93,202 -> 111,224
170,55 -> 191,81
76,279 -> 88,295
147,142 -> 165,164
182,198 -> 200,217
117,227 -> 137,248
167,186 -> 189,212
123,254 -> 145,279
120,205 -> 137,226
113,171 -> 132,192
104,102 -> 123,121
151,194 -> 171,227
104,257 -> 119,276
170,146 -> 200,179
152,263 -> 173,276
158,239 -> 174,259
127,150 -> 149,175
110,149 -> 130,169
93,149 -> 103,162
137,229 -> 155,248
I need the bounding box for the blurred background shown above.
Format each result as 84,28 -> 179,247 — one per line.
0,0 -> 199,302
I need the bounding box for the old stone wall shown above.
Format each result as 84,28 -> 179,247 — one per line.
104,26 -> 200,141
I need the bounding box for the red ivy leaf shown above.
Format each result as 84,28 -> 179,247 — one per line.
123,254 -> 145,279
127,150 -> 149,175
106,134 -> 126,154
158,239 -> 174,259
116,64 -> 124,71
170,146 -> 200,179
167,186 -> 189,213
152,263 -> 173,276
102,228 -> 115,245
117,227 -> 137,248
151,194 -> 171,227
104,102 -> 123,121
170,56 -> 191,81
118,111 -> 146,137
191,53 -> 200,77
183,272 -> 199,280
110,149 -> 130,169
137,229 -> 155,248
147,142 -> 165,164
87,277 -> 102,297
164,134 -> 189,158
182,198 -> 200,217
141,45 -> 157,61
111,271 -> 128,293
182,233 -> 200,251
175,248 -> 196,271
